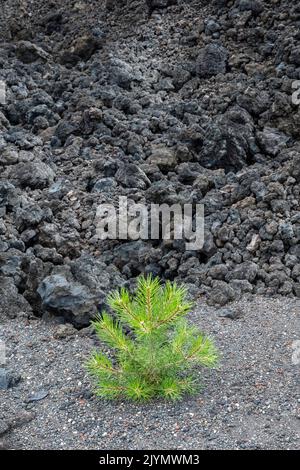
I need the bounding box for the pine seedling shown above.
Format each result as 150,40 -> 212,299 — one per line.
86,275 -> 219,401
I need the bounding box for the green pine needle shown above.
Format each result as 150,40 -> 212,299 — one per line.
125,378 -> 154,401
86,275 -> 219,401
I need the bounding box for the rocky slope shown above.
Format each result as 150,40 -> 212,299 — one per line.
0,0 -> 300,327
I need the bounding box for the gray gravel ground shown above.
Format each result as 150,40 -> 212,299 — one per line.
0,295 -> 299,450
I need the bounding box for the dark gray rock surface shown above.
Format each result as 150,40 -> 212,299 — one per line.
0,0 -> 299,324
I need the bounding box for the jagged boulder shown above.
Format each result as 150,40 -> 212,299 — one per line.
0,276 -> 32,320
37,274 -> 96,327
196,44 -> 229,78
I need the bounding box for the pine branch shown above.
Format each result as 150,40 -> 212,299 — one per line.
154,282 -> 193,327
86,351 -> 120,377
135,275 -> 161,323
107,288 -> 147,332
92,312 -> 133,353
94,382 -> 125,399
186,335 -> 219,367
